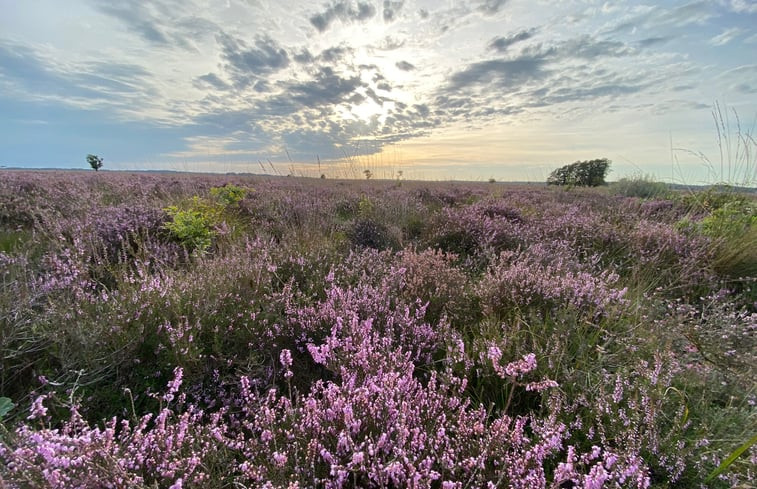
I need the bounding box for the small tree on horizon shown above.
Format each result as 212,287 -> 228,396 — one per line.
87,154 -> 103,171
547,158 -> 610,187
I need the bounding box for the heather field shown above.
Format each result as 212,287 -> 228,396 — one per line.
0,170 -> 755,488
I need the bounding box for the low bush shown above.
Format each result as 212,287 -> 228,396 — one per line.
611,175 -> 670,199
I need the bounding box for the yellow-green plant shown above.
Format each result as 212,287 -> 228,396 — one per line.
164,198 -> 217,253
210,184 -> 247,207
163,186 -> 250,253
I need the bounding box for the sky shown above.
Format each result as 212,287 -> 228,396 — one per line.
0,0 -> 755,183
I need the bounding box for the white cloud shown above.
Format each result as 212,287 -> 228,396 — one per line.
710,27 -> 744,46
723,0 -> 757,14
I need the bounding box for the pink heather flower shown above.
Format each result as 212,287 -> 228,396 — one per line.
280,349 -> 294,378
307,343 -> 328,364
504,353 -> 537,377
168,478 -> 183,489
279,349 -> 293,369
351,451 -> 365,465
487,345 -> 503,363
163,367 -> 184,403
525,379 -> 559,392
27,395 -> 48,420
272,451 -> 287,467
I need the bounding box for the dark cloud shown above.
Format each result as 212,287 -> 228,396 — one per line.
734,83 -> 756,94
192,108 -> 265,135
292,45 -> 353,65
638,36 -> 673,48
197,67 -> 365,130
488,29 -> 536,52
92,0 -> 219,51
448,56 -> 548,91
477,0 -> 508,15
217,34 -> 289,89
94,2 -> 169,44
176,16 -> 222,39
561,36 -> 631,59
383,0 -> 405,22
435,33 -> 660,124
293,49 -> 315,64
194,73 -> 231,91
374,36 -> 405,51
310,0 -> 377,32
395,60 -> 416,71
418,8 -> 429,19
284,67 -> 364,107
320,45 -> 353,63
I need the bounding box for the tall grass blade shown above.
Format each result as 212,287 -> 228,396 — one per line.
704,433 -> 757,483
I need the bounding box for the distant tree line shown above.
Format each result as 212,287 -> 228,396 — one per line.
547,158 -> 610,187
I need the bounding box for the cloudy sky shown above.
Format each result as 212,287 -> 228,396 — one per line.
1,0 -> 755,182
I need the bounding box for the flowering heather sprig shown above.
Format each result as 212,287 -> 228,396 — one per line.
553,445 -> 650,488
477,249 -> 628,319
553,353 -> 693,485
163,367 -> 184,403
27,394 -> 49,421
229,340 -> 571,488
288,281 -> 445,370
1,392 -> 228,488
280,349 -> 294,379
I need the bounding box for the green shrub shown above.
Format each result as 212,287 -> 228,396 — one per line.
357,195 -> 374,217
611,175 -> 670,199
700,199 -> 757,281
677,186 -> 748,214
210,184 -> 248,207
547,158 -> 611,187
163,197 -> 220,253
700,199 -> 756,239
163,185 -> 250,254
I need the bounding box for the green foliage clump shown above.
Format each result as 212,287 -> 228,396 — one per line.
357,195 -> 374,217
547,158 -> 611,187
677,186 -> 746,214
163,198 -> 218,253
700,198 -> 757,281
163,185 -> 249,253
0,396 -> 14,419
86,154 -> 103,171
210,184 -> 247,207
700,199 -> 756,240
611,175 -> 670,199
